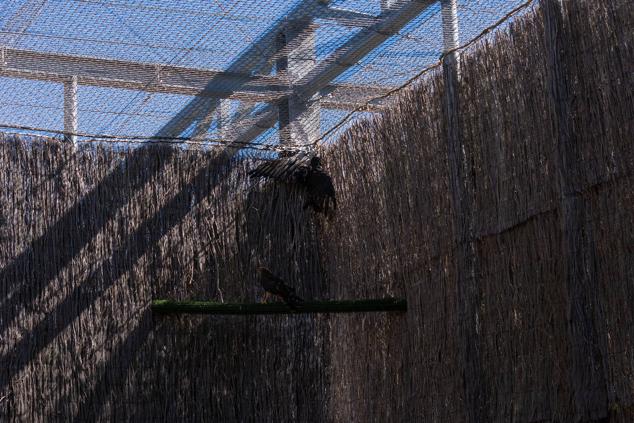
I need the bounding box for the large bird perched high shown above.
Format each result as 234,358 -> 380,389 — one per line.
257,266 -> 303,309
248,151 -> 337,218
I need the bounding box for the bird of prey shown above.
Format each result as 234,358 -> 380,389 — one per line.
257,266 -> 303,309
248,151 -> 337,218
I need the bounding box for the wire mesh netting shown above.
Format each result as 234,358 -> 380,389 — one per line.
0,0 -> 531,152
0,0 -> 633,421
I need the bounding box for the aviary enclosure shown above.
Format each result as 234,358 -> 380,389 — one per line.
0,0 -> 632,421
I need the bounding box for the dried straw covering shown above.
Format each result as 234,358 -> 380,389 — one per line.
0,0 -> 632,421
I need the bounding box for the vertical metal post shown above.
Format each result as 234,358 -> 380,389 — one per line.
63,76 -> 78,144
278,18 -> 320,146
380,0 -> 398,12
441,0 -> 460,70
276,30 -> 291,145
217,99 -> 232,141
441,1 -> 484,421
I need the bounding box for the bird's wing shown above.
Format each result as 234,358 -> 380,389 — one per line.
304,170 -> 337,217
248,160 -> 284,179
259,270 -> 302,306
248,153 -> 313,183
260,270 -> 292,295
307,170 -> 336,198
276,279 -> 296,295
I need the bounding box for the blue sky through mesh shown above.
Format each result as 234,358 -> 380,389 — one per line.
0,0 -> 529,149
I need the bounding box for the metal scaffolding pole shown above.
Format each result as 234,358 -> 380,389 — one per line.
441,0 -> 460,70
63,76 -> 78,144
216,99 -> 233,141
278,18 -> 320,146
380,0 -> 398,11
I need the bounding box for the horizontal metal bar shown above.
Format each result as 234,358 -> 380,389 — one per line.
0,46 -> 287,101
321,82 -> 391,111
0,46 -> 390,110
320,99 -> 385,112
317,5 -> 380,27
152,298 -> 407,315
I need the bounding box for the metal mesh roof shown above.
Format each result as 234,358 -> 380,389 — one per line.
0,0 -> 531,151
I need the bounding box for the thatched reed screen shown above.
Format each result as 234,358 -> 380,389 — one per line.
1,0 -> 632,421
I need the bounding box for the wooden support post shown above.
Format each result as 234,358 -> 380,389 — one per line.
543,0 -> 608,419
152,298 -> 407,315
63,75 -> 78,144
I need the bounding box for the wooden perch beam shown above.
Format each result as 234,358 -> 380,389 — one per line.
152,298 -> 407,315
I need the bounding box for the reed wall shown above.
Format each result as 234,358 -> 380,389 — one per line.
0,0 -> 632,421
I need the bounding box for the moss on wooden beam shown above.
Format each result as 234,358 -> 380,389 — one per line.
151,298 -> 406,315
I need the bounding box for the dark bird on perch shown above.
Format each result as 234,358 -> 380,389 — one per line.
257,266 -> 303,309
248,151 -> 337,218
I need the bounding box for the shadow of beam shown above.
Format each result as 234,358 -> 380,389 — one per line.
0,145 -> 174,335
68,309 -> 153,422
0,2 -> 326,409
0,2 -> 312,334
0,154 -> 234,392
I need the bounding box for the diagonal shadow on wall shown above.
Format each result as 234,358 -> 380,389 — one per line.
0,143 -> 173,333
0,0 -> 316,335
69,309 -> 154,422
41,184 -> 330,421
0,3 -> 328,409
0,152 -> 236,392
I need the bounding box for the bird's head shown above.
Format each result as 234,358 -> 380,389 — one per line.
310,156 -> 322,169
